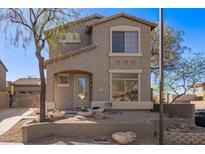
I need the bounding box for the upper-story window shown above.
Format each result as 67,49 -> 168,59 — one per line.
110,25 -> 141,56
59,32 -> 81,43
112,31 -> 139,53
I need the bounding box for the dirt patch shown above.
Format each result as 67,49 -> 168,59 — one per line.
29,134 -> 158,145
0,119 -> 31,143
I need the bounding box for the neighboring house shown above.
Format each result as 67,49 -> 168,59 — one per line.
166,94 -> 197,104
0,60 -> 9,108
187,82 -> 205,109
166,83 -> 205,109
0,60 -> 8,91
12,78 -> 41,108
45,13 -> 157,110
187,82 -> 205,101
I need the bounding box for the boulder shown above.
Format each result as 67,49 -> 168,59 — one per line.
167,128 -> 180,132
77,111 -> 93,117
94,111 -> 105,120
178,122 -> 189,129
34,108 -> 40,114
49,110 -> 65,119
112,131 -> 137,144
74,115 -> 87,120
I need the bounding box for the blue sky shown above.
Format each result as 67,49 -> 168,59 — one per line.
0,8 -> 205,81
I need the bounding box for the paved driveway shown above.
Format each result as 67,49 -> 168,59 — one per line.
0,108 -> 33,135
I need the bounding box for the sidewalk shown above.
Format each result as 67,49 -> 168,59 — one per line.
0,142 -> 23,145
0,108 -> 33,135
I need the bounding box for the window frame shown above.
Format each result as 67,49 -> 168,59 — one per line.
109,69 -> 142,102
57,76 -> 70,88
58,32 -> 81,44
110,25 -> 142,56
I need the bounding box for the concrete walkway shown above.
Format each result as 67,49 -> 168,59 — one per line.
0,142 -> 23,145
0,108 -> 33,135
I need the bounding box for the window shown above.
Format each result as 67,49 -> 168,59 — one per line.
59,32 -> 81,43
60,77 -> 69,84
112,31 -> 139,53
112,73 -> 139,101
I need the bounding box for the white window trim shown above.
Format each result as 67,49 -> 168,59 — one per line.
110,25 -> 141,56
109,69 -> 143,73
109,69 -> 142,102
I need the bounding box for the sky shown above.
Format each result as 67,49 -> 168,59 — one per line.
0,8 -> 205,81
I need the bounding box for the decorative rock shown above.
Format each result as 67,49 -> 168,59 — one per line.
178,122 -> 189,129
34,108 -> 40,114
112,131 -> 137,144
167,128 -> 180,132
74,115 -> 87,120
49,110 -> 65,119
189,124 -> 197,129
94,111 -> 105,120
77,111 -> 93,117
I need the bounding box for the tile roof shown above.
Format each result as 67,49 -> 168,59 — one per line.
86,13 -> 157,30
14,78 -> 41,86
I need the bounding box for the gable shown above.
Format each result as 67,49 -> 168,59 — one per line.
87,13 -> 157,31
0,60 -> 8,72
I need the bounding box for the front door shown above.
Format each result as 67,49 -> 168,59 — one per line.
74,74 -> 89,109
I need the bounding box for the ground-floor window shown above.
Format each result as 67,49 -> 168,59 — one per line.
112,73 -> 139,101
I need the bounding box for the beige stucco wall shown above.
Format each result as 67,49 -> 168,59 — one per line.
0,64 -> 6,91
46,16 -> 153,109
190,101 -> 205,109
54,73 -> 74,109
187,86 -> 205,98
0,91 -> 9,108
22,121 -> 154,143
48,18 -> 100,58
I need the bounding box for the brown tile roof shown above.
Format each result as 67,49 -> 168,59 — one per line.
44,43 -> 97,66
14,78 -> 41,86
0,60 -> 8,72
86,13 -> 157,30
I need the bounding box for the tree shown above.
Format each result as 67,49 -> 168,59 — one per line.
0,8 -> 80,122
165,53 -> 205,104
151,25 -> 190,75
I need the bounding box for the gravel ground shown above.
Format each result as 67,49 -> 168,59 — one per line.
29,135 -> 158,145
0,118 -> 158,145
0,111 -> 159,145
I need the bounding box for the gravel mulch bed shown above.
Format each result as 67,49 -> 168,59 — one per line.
29,134 -> 158,145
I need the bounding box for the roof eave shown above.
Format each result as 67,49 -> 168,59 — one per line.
87,13 -> 158,31
0,60 -> 8,72
44,43 -> 97,67
44,14 -> 104,37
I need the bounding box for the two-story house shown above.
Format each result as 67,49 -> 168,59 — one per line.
0,60 -> 8,91
187,83 -> 205,101
0,60 -> 9,108
44,13 -> 157,110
